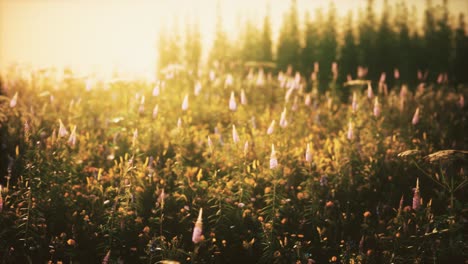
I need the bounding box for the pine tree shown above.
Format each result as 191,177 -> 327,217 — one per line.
240,16 -> 262,62
453,13 -> 468,83
340,11 -> 358,81
423,0 -> 437,77
375,0 -> 397,81
358,0 -> 377,79
276,0 -> 301,71
301,11 -> 319,75
395,1 -> 411,82
260,8 -> 273,62
434,0 -> 451,74
318,1 -> 338,83
184,18 -> 202,73
209,1 -> 231,67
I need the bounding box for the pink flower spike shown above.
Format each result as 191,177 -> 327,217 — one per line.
192,208 -> 203,243
229,91 -> 237,111
267,120 -> 275,135
347,121 -> 353,140
181,94 -> 189,111
10,92 -> 18,108
270,144 -> 278,169
412,107 -> 420,125
232,125 -> 240,144
305,143 -> 312,163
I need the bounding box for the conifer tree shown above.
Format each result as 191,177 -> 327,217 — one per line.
453,13 -> 468,83
301,11 -> 318,75
276,0 -> 301,71
340,11 -> 358,81
375,0 -> 397,80
260,7 -> 273,62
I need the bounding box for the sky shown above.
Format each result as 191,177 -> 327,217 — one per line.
1,0 -> 466,78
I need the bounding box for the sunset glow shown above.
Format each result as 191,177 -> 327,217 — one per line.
1,0 -> 467,77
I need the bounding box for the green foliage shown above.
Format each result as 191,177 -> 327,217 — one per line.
0,63 -> 466,263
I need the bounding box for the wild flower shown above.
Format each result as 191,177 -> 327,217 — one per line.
373,97 -> 381,117
279,108 -> 288,128
232,125 -> 240,144
152,105 -> 159,119
229,91 -> 237,111
243,141 -> 249,156
267,120 -> 276,136
412,178 -> 421,210
270,144 -> 278,170
192,208 -> 203,243
379,72 -> 386,84
153,83 -> 160,96
305,143 -> 312,163
412,107 -> 420,125
304,94 -> 311,106
352,92 -> 358,113
225,74 -> 233,87
394,68 -> 400,79
347,121 -> 353,140
459,94 -> 464,109
177,118 -> 182,128
10,92 -> 18,108
256,69 -> 265,86
182,94 -> 189,111
68,125 -> 77,147
240,89 -> 247,105
58,119 -> 68,137
194,81 -> 202,96
367,82 -> 374,99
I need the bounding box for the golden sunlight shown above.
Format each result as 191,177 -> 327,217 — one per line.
1,0 -> 466,77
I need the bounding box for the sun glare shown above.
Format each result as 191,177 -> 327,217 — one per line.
1,0 -> 466,78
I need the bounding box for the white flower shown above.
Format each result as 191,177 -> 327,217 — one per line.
304,94 -> 311,106
243,141 -> 249,156
279,108 -> 288,128
152,105 -> 159,119
352,92 -> 358,112
194,81 -> 202,96
305,143 -> 312,163
10,92 -> 18,108
192,208 -> 203,243
232,125 -> 240,144
240,89 -> 247,105
182,94 -> 189,111
177,117 -> 182,128
270,144 -> 278,169
347,121 -> 353,140
152,84 -> 160,96
267,120 -> 275,135
229,91 -> 237,111
58,119 -> 68,137
412,107 -> 420,125
367,82 -> 374,99
373,97 -> 381,117
68,125 -> 77,147
225,74 -> 233,87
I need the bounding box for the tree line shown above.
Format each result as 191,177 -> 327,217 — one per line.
157,0 -> 468,85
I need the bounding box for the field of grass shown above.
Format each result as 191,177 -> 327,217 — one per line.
0,67 -> 466,263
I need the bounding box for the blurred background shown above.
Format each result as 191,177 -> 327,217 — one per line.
1,0 -> 467,82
